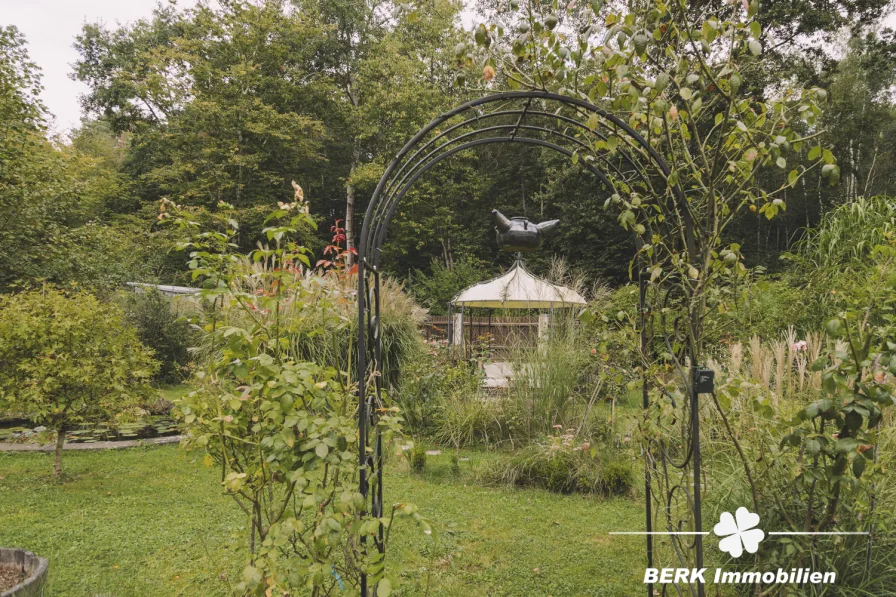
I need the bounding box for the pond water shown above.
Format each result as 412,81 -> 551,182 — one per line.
0,415 -> 179,444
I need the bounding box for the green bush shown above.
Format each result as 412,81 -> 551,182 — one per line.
119,289 -> 194,383
484,432 -> 634,496
703,336 -> 896,595
705,417 -> 896,596
410,443 -> 427,473
402,354 -> 510,449
208,260 -> 425,389
0,287 -> 157,475
395,349 -> 485,437
408,257 -> 491,315
600,459 -> 635,496
580,284 -> 641,406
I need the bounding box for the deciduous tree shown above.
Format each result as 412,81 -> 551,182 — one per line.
0,288 -> 157,475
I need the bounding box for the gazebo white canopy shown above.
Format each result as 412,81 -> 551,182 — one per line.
449,260 -> 586,387
451,260 -> 586,309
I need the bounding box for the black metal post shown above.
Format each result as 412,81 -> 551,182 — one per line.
357,260 -> 368,597
373,271 -> 384,551
638,260 -> 653,597
691,366 -> 705,597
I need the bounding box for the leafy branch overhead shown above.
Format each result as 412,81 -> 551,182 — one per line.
465,0 -> 838,358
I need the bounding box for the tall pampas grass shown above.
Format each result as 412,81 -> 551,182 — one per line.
192,256 -> 426,390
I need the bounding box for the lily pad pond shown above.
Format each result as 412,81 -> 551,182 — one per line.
0,415 -> 179,444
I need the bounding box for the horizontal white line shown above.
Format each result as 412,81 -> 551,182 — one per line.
609,532 -> 710,535
768,532 -> 870,536
609,532 -> 871,536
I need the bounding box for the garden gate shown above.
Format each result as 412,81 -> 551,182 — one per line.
356,91 -> 704,597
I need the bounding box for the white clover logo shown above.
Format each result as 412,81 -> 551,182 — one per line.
714,507 -> 765,558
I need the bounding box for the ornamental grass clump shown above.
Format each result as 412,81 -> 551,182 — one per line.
484,428 -> 634,496
193,226 -> 425,391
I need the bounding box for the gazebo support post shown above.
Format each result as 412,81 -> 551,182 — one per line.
469,307 -> 474,353
460,305 -> 465,360
447,302 -> 453,360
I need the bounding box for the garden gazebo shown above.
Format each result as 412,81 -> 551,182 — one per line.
448,259 -> 586,363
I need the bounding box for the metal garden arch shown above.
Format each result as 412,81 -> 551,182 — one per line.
355,90 -> 700,597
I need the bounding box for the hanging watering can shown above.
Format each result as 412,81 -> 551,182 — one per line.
492,210 -> 559,252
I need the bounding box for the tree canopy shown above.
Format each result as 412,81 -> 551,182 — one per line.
0,1 -> 893,292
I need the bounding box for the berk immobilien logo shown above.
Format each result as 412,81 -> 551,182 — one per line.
610,506 -> 869,586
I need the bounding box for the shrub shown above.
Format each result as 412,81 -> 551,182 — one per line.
119,288 -> 194,383
164,194 -> 428,594
0,287 -> 157,475
410,443 -> 427,473
413,355 -> 510,449
408,257 -> 491,315
702,306 -> 896,594
395,347 -> 484,437
484,431 -> 634,496
600,459 -> 635,496
393,351 -> 448,433
703,388 -> 896,595
580,284 -> 641,407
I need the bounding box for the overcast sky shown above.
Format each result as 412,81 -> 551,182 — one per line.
2,1 -> 895,135
1,0 -> 194,133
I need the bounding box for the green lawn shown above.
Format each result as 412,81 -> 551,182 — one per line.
0,445 -> 650,596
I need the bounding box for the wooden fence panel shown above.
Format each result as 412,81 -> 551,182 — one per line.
422,315 -> 542,349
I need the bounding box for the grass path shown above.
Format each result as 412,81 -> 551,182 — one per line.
0,445 -> 648,596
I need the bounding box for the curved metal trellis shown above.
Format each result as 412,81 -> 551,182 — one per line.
356,91 -> 697,597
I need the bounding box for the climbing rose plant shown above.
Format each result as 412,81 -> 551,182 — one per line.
163,188 -> 426,596
463,0 -> 844,581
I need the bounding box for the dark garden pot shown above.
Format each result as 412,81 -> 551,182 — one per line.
0,549 -> 48,597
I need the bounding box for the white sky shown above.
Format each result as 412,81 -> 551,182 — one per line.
0,0 -> 194,133
1,1 -> 894,134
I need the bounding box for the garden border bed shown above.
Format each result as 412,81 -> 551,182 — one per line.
0,435 -> 181,452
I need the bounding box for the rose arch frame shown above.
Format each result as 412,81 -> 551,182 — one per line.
355,90 -> 703,597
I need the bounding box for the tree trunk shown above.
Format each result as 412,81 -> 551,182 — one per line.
345,170 -> 356,265
53,427 -> 65,476
344,72 -> 361,266
345,141 -> 361,266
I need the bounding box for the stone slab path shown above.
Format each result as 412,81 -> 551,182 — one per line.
0,435 -> 182,452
